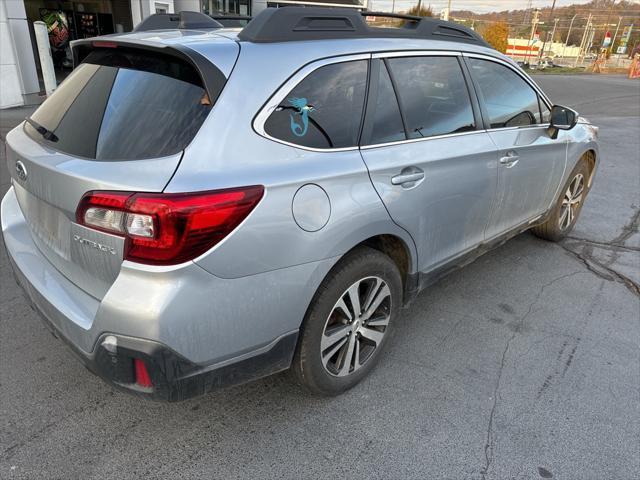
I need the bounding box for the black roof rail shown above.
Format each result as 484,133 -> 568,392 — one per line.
237,7 -> 491,48
133,11 -> 223,32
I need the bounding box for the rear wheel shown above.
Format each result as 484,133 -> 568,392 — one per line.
292,247 -> 402,396
531,159 -> 590,242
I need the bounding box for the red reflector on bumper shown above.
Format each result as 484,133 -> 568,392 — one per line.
134,358 -> 153,388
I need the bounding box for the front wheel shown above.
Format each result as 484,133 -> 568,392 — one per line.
291,247 -> 402,396
531,159 -> 590,242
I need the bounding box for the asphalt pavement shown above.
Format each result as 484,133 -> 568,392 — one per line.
0,74 -> 638,480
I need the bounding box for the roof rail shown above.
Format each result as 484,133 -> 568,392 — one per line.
237,7 -> 491,48
133,11 -> 223,32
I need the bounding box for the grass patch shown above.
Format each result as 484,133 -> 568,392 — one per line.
524,66 -> 591,75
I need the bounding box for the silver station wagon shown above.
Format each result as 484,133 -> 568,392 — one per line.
1,8 -> 599,400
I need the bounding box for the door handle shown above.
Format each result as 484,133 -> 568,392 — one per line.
391,169 -> 425,186
499,151 -> 520,168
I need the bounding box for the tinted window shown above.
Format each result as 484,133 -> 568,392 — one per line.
366,62 -> 406,145
25,49 -> 214,160
386,56 -> 476,139
468,58 -> 542,128
264,60 -> 368,149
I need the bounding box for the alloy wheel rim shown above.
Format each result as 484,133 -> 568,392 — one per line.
559,173 -> 585,231
320,276 -> 391,377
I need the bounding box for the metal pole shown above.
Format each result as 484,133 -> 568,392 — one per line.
33,21 -> 56,96
575,14 -> 592,67
538,0 -> 557,61
561,14 -> 577,60
527,9 -> 540,64
548,18 -> 559,59
611,16 -> 622,52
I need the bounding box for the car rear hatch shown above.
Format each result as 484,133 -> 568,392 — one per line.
5,39 -> 236,300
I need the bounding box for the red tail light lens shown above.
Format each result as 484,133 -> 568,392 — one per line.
76,186 -> 264,265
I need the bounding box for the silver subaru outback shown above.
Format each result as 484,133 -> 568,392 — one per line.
1,8 -> 599,401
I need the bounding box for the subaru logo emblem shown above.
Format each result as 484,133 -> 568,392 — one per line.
15,160 -> 27,182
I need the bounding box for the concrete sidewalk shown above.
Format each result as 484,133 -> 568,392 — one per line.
0,106 -> 36,141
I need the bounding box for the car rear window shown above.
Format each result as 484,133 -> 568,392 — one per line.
25,48 -> 218,161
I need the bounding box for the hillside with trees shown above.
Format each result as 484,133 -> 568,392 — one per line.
452,0 -> 640,53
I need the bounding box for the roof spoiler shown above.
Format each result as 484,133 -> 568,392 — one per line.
70,39 -> 227,103
133,11 -> 223,32
238,7 -> 491,48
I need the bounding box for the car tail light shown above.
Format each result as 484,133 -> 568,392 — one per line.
76,186 -> 264,265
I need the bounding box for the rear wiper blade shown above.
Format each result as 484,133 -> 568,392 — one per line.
25,117 -> 58,142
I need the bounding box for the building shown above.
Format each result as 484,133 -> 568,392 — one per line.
506,38 -> 581,62
1,0 -> 367,109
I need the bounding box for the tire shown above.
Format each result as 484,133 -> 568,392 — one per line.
291,246 -> 403,396
531,159 -> 590,242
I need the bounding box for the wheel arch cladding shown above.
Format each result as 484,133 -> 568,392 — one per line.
583,149 -> 597,188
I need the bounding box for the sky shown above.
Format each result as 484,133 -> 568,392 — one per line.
368,0 -> 639,14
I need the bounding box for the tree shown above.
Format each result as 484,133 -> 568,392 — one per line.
406,4 -> 434,17
481,22 -> 509,53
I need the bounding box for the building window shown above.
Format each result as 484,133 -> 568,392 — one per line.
202,0 -> 251,15
155,3 -> 170,14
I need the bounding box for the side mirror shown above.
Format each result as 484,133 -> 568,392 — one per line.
549,105 -> 578,139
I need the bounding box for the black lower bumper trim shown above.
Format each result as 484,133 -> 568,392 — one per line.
92,332 -> 299,402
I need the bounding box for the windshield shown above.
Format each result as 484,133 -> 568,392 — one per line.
25,48 -> 216,161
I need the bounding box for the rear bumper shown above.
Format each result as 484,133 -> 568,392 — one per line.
2,185 -> 333,400
8,261 -> 296,401
7,247 -> 296,401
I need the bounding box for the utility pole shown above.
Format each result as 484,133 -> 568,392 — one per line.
603,0 -> 617,43
538,0 -> 557,61
523,0 -> 533,26
550,18 -> 559,44
527,8 -> 541,63
442,0 -> 452,21
575,13 -> 593,66
561,14 -> 578,59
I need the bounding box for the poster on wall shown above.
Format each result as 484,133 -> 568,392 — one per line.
39,9 -> 70,49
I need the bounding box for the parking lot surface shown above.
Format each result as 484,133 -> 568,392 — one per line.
1,74 -> 638,479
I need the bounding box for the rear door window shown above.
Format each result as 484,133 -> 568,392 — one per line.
263,60 -> 368,149
25,48 -> 216,160
467,58 -> 544,128
364,61 -> 406,145
386,56 -> 476,139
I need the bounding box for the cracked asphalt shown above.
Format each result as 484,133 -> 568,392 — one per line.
1,74 -> 638,480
